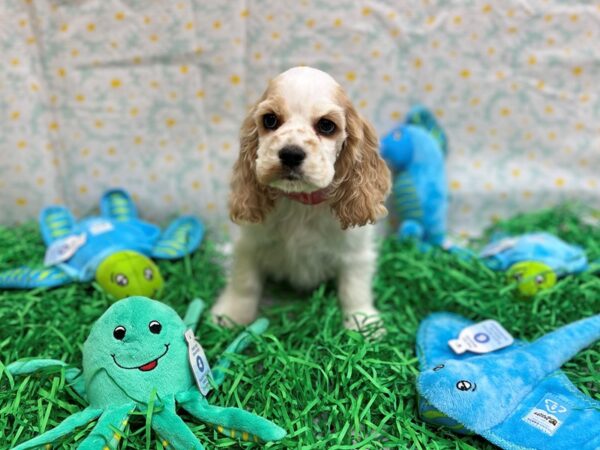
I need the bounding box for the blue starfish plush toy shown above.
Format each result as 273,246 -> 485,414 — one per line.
380,106 -> 448,246
0,189 -> 204,299
416,312 -> 600,449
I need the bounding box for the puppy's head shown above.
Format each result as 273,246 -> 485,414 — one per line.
230,66 -> 391,229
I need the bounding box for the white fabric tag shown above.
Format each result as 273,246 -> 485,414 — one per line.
185,329 -> 212,396
448,320 -> 514,354
88,219 -> 114,235
43,233 -> 87,266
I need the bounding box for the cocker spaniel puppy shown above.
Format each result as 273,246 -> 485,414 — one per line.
212,66 -> 391,330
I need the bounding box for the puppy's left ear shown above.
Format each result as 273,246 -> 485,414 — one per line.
330,102 -> 391,229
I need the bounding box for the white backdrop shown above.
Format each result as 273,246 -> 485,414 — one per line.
1,0 -> 598,240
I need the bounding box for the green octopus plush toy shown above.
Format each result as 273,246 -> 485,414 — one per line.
6,297 -> 286,449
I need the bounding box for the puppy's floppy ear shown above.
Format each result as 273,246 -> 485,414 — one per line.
330,98 -> 391,229
229,102 -> 275,224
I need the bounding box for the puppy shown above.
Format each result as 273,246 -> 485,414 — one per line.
212,66 -> 391,330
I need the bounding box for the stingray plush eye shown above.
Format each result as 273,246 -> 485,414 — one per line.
149,320 -> 162,334
113,326 -> 126,340
456,380 -> 473,391
316,118 -> 336,135
535,275 -> 545,285
143,267 -> 154,280
114,273 -> 128,286
513,273 -> 523,282
262,113 -> 279,130
433,364 -> 445,372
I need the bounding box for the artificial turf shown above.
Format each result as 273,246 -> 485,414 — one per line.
0,205 -> 598,449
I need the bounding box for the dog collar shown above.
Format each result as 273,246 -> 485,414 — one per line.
283,189 -> 329,205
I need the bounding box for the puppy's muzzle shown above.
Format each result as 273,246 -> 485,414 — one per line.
278,145 -> 306,169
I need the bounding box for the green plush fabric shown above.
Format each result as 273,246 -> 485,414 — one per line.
5,297 -> 285,449
1,205 -> 599,448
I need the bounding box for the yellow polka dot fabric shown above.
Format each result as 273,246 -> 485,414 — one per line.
0,1 -> 599,239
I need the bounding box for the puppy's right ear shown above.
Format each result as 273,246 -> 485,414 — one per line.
229,103 -> 275,224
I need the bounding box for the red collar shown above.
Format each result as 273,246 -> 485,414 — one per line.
283,188 -> 329,205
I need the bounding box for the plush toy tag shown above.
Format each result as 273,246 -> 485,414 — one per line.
448,320 -> 514,354
88,219 -> 114,235
44,233 -> 87,266
184,330 -> 212,396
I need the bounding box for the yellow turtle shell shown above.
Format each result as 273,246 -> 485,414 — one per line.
95,250 -> 164,300
507,261 -> 557,297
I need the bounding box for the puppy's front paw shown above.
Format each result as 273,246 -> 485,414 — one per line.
211,293 -> 258,327
343,307 -> 385,337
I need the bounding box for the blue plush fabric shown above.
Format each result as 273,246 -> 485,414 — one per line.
480,232 -> 588,275
416,312 -> 600,450
380,106 -> 448,246
0,189 -> 204,288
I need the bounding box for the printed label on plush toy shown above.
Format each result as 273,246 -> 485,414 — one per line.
44,233 -> 87,266
448,320 -> 513,354
88,219 -> 114,236
185,329 -> 212,396
522,394 -> 571,436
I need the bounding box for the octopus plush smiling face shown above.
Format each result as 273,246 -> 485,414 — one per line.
83,296 -> 193,408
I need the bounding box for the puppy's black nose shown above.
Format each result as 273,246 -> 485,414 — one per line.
278,145 -> 306,168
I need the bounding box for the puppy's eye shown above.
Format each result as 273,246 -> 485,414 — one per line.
263,114 -> 279,130
316,118 -> 336,135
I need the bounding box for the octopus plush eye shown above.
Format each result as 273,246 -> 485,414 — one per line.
149,320 -> 162,334
114,273 -> 128,286
113,326 -> 126,340
316,118 -> 336,135
143,267 -> 154,280
262,113 -> 279,130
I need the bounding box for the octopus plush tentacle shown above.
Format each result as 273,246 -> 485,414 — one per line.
100,188 -> 138,222
11,408 -> 102,450
39,205 -> 75,245
76,403 -> 135,449
7,359 -> 86,398
150,397 -> 205,450
178,390 -> 286,443
0,266 -> 73,289
151,216 -> 205,259
183,298 -> 206,331
211,318 -> 269,386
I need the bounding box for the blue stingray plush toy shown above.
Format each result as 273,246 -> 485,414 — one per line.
380,106 -> 448,246
416,312 -> 600,449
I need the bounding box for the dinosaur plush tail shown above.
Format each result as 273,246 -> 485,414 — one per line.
405,105 -> 448,156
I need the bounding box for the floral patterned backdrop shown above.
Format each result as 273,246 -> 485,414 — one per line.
1,0 -> 598,240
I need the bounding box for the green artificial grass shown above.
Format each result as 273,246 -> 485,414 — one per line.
0,204 -> 599,449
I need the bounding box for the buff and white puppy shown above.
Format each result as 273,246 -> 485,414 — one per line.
211,66 -> 391,330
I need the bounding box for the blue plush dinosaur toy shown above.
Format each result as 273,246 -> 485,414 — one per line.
416,312 -> 600,449
0,189 -> 204,299
380,106 -> 448,246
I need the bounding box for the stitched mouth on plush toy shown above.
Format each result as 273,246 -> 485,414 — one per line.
112,343 -> 170,371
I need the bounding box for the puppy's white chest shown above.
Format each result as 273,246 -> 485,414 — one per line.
250,201 -> 346,289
